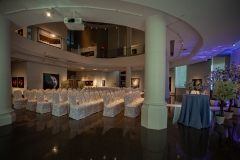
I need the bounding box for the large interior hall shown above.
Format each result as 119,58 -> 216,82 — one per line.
1,1 -> 240,159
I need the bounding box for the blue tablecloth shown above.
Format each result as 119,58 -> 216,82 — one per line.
178,94 -> 211,129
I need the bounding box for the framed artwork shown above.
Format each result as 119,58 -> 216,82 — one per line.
68,79 -> 74,88
102,80 -> 105,87
12,77 -> 18,87
85,81 -> 93,86
131,78 -> 140,88
43,73 -> 59,89
37,28 -> 61,48
81,51 -> 94,57
18,77 -> 24,88
192,79 -> 202,90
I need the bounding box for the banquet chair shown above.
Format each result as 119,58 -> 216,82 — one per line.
60,90 -> 70,114
13,90 -> 27,109
52,91 -> 68,117
23,89 -> 28,98
124,93 -> 140,118
36,90 -> 51,114
69,92 -> 86,120
26,90 -> 37,111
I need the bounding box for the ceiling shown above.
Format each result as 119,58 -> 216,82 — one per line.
2,0 -> 240,70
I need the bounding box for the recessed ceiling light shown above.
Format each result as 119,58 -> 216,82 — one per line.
51,34 -> 55,37
81,67 -> 84,69
93,68 -> 97,70
233,44 -> 236,46
105,28 -> 106,30
46,12 -> 51,17
116,27 -> 118,29
91,27 -> 92,29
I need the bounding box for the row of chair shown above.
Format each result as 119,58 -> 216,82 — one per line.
13,89 -> 144,120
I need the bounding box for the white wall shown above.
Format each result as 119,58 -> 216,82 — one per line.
212,57 -> 226,70
106,71 -> 119,87
132,70 -> 145,91
187,60 -> 211,95
27,62 -> 67,89
76,71 -> 107,87
11,62 -> 28,93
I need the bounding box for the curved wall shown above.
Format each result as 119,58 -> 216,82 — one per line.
11,31 -> 145,68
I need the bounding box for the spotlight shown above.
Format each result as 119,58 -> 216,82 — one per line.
233,44 -> 236,46
46,12 -> 51,17
46,8 -> 54,17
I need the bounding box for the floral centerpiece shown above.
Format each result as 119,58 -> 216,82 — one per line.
212,80 -> 236,116
77,81 -> 85,90
184,81 -> 194,94
60,80 -> 69,89
195,82 -> 210,94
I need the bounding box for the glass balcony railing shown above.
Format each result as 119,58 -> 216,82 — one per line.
15,25 -> 145,58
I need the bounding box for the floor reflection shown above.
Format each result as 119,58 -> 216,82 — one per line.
1,96 -> 240,159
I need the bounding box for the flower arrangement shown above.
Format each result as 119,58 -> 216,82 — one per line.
77,81 -> 85,89
212,80 -> 236,116
60,80 -> 69,89
195,82 -> 210,94
206,62 -> 240,109
184,81 -> 194,94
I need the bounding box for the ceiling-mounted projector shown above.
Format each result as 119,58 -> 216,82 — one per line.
64,18 -> 84,30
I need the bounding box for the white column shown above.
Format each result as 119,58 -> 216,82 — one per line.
0,16 -> 16,126
141,15 -> 167,130
165,60 -> 170,98
125,66 -> 131,88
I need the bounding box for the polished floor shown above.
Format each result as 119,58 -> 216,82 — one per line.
1,96 -> 240,160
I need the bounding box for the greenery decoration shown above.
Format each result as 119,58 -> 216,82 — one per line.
212,80 -> 236,116
77,81 -> 85,89
184,81 -> 194,94
60,80 -> 69,89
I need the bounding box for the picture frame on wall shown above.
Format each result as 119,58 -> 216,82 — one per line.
12,77 -> 17,88
18,77 -> 24,88
37,28 -> 62,49
192,79 -> 202,90
68,79 -> 74,88
43,73 -> 59,89
102,80 -> 105,87
131,78 -> 140,88
85,81 -> 93,86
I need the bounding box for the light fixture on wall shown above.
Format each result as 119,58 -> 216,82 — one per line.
179,40 -> 184,45
46,8 -> 54,17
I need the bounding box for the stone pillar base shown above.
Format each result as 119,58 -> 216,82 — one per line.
0,110 -> 16,126
141,103 -> 167,130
